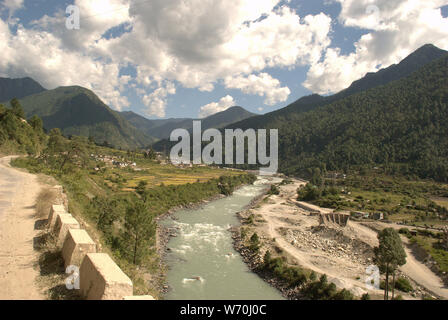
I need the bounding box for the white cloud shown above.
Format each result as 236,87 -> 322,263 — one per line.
0,0 -> 334,116
95,0 -> 332,114
2,0 -> 447,118
1,0 -> 24,15
31,0 -> 130,52
224,73 -> 291,105
0,18 -> 130,110
304,0 -> 448,94
199,95 -> 236,118
142,82 -> 176,118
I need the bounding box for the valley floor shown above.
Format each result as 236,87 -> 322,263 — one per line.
240,179 -> 448,300
0,156 -> 44,300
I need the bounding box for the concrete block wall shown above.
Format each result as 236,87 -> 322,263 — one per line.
62,229 -> 96,268
47,202 -> 156,301
48,204 -> 67,228
319,213 -> 350,227
79,253 -> 133,300
54,214 -> 80,247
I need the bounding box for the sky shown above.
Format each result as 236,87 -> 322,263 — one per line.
1,0 -> 448,120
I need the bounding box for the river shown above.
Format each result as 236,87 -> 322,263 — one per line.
163,178 -> 284,300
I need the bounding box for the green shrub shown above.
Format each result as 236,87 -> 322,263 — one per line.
249,233 -> 260,252
399,228 -> 412,238
394,277 -> 413,293
268,185 -> 280,195
361,293 -> 371,300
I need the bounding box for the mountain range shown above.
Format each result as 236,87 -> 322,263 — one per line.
0,78 -> 256,149
122,106 -> 256,140
0,77 -> 46,102
1,44 -> 447,182
227,44 -> 448,129
223,44 -> 448,181
149,44 -> 448,181
2,86 -> 156,150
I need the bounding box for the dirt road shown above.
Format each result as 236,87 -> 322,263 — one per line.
400,244 -> 448,299
0,156 -> 44,300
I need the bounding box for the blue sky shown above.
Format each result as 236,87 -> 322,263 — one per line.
1,0 -> 448,119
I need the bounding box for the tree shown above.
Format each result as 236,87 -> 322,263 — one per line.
310,167 -> 324,186
297,183 -> 321,201
28,115 -> 43,132
374,228 -> 407,300
123,200 -> 155,265
92,197 -> 120,235
249,232 -> 260,252
10,98 -> 25,119
59,136 -> 89,171
0,104 -> 6,116
268,184 -> 280,195
136,180 -> 148,195
46,128 -> 65,155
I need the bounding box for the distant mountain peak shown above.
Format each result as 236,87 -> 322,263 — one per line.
340,43 -> 447,97
123,105 -> 256,140
0,77 -> 46,102
208,106 -> 255,118
225,44 -> 448,132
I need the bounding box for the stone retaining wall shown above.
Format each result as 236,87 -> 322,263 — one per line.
319,213 -> 350,227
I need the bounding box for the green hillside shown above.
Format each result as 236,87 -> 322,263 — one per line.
228,44 -> 447,131
121,112 -> 189,140
0,100 -> 46,156
276,54 -> 448,181
13,86 -> 155,150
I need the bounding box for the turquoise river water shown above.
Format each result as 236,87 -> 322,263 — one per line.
163,178 -> 284,300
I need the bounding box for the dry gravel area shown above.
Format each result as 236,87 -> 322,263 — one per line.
244,179 -> 448,299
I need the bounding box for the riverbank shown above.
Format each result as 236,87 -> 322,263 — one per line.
232,177 -> 448,300
231,189 -> 298,300
231,178 -> 380,300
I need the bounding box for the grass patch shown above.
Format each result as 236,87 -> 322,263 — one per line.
35,188 -> 58,218
412,235 -> 448,273
34,231 -> 81,300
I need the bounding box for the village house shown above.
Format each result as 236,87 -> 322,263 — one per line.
350,211 -> 370,219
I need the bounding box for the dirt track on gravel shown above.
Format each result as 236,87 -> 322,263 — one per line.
0,156 -> 44,300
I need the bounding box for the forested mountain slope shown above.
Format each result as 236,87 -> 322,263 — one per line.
14,86 -> 154,149
228,44 -> 447,131
277,54 -> 448,182
0,77 -> 46,102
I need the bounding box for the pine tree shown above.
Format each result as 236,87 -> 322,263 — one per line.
374,228 -> 407,300
10,98 -> 25,119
